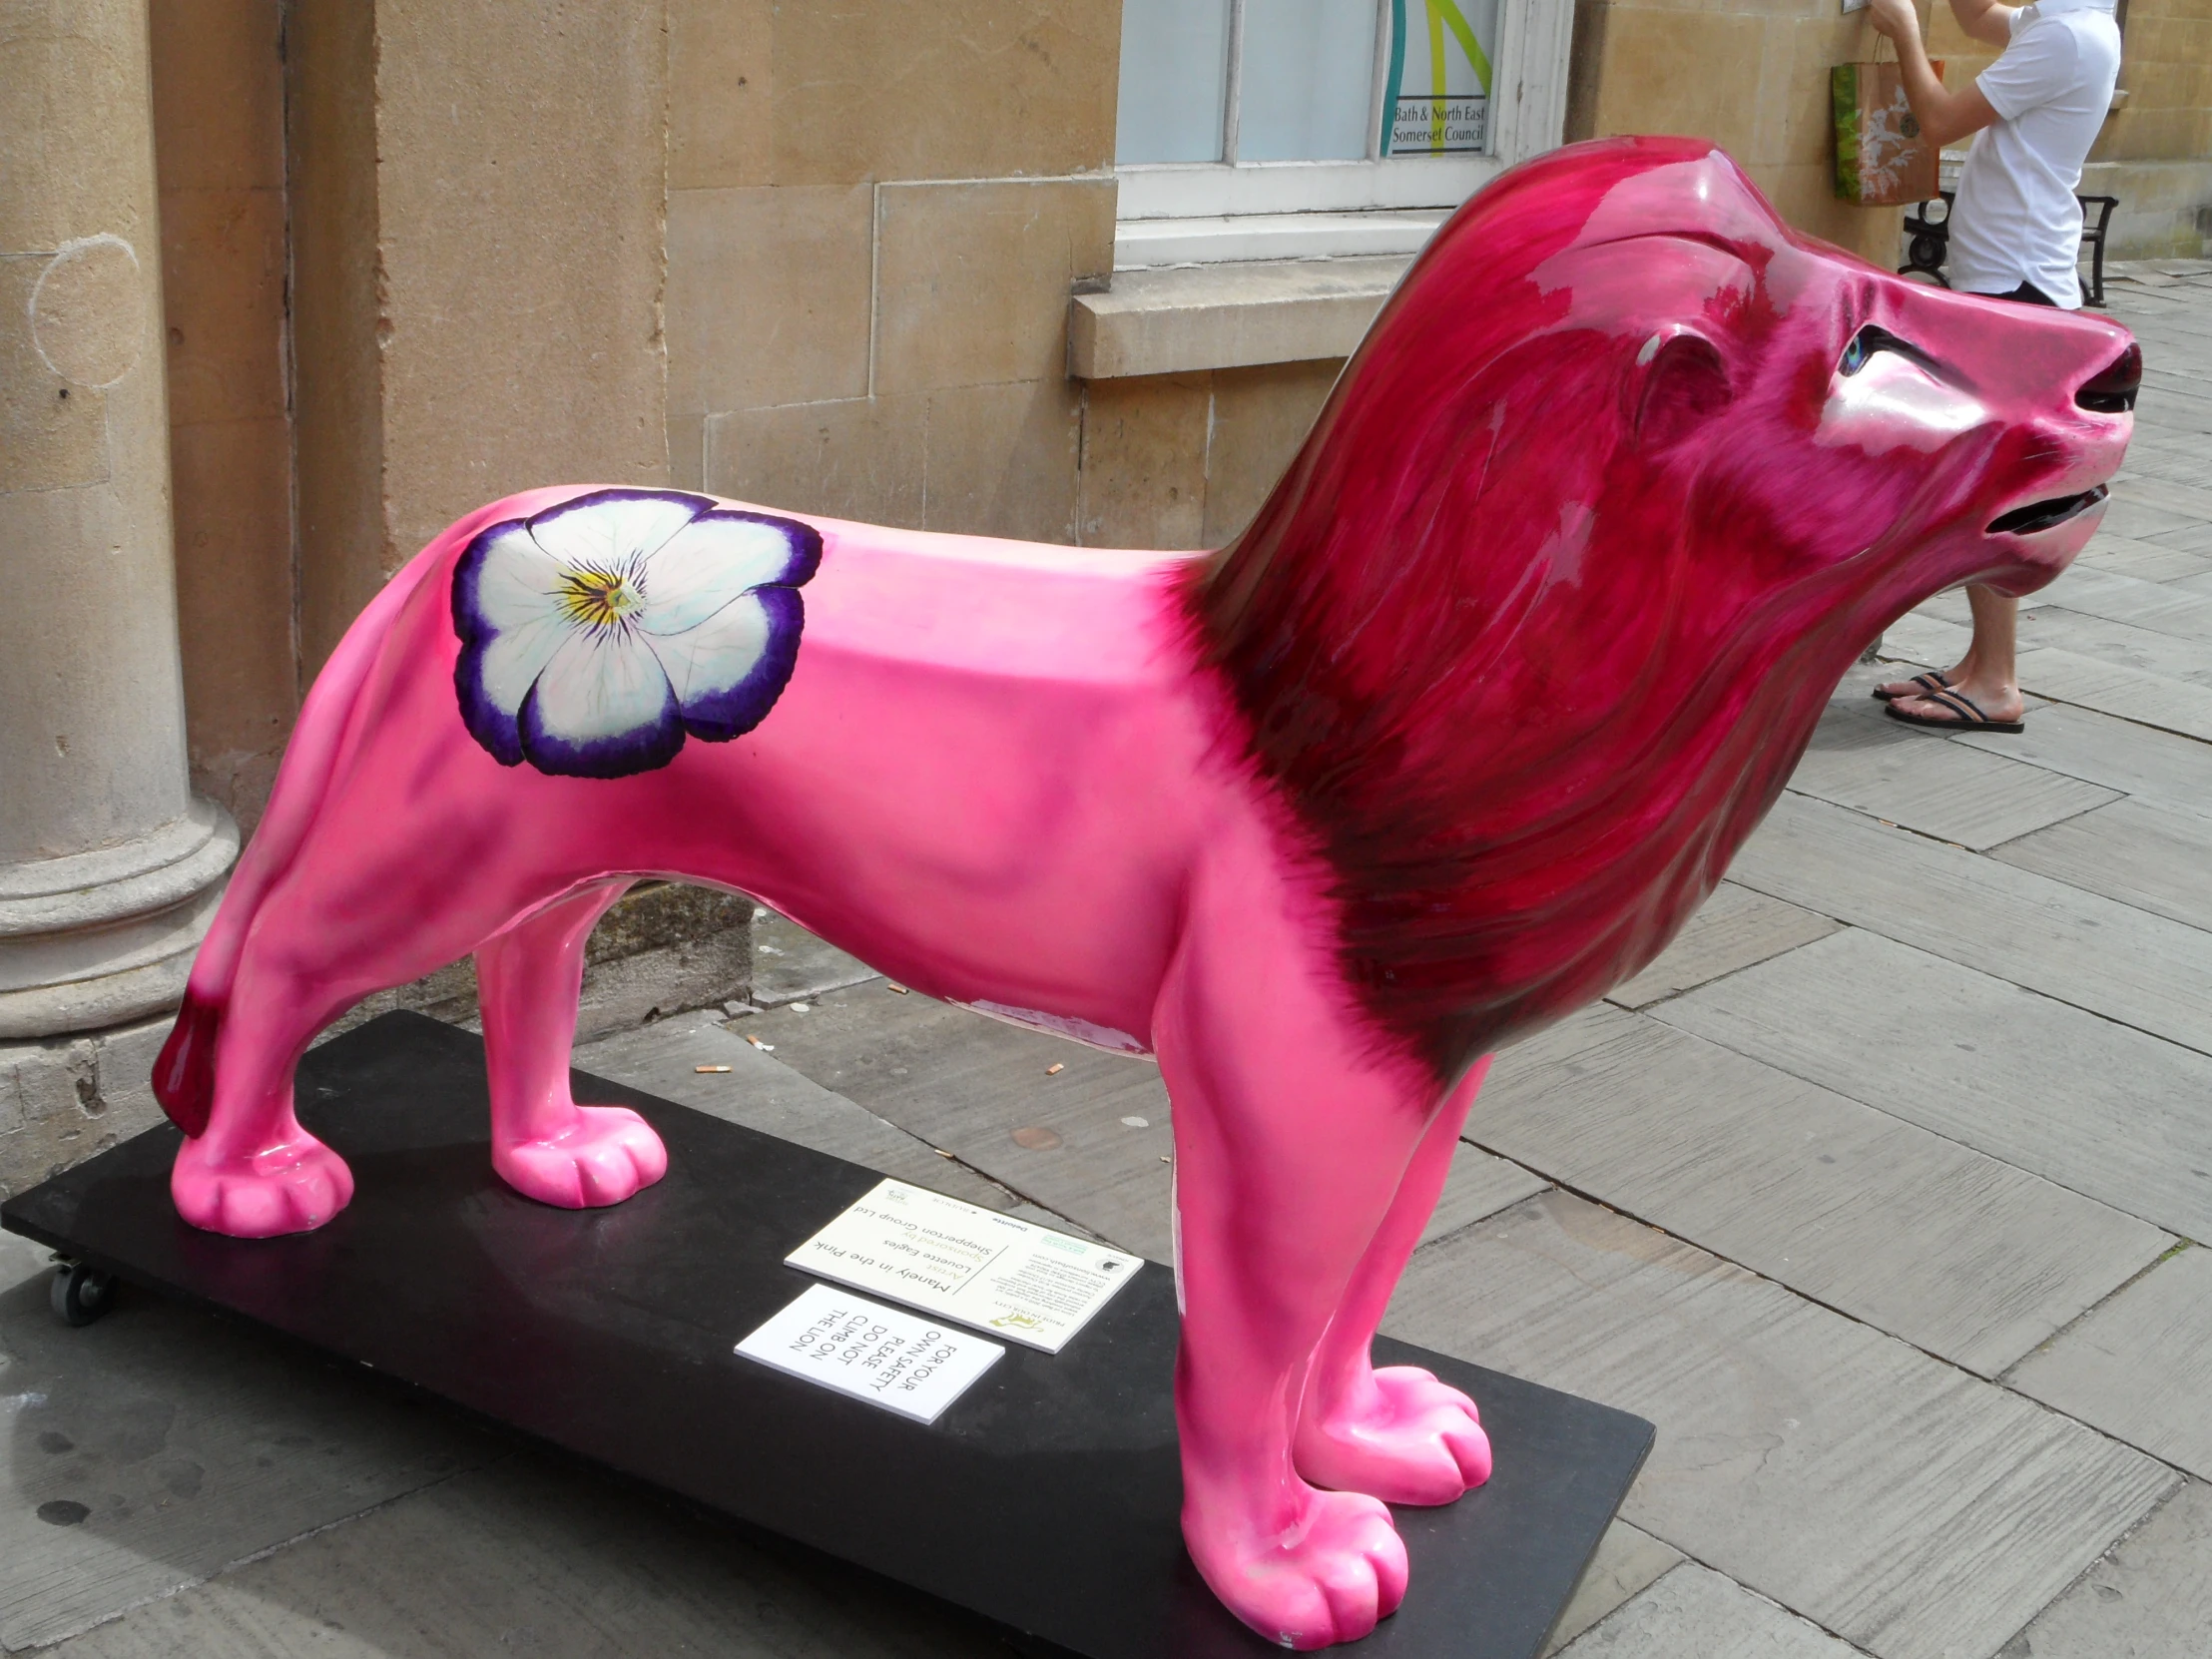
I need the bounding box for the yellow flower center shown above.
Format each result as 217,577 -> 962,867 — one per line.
555,563 -> 642,630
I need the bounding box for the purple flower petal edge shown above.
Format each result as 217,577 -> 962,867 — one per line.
680,584 -> 809,743
450,490 -> 823,780
450,526 -> 530,767
517,673 -> 688,781
689,507 -> 825,592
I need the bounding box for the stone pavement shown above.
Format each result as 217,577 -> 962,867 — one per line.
6,262 -> 2212,1657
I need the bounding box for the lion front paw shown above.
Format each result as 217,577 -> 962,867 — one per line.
1186,1488 -> 1408,1649
1295,1366 -> 1492,1506
493,1105 -> 668,1209
171,1130 -> 354,1238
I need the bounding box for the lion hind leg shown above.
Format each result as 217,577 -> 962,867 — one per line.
170,816 -> 596,1237
169,941 -> 371,1239
478,879 -> 668,1210
1154,842 -> 1443,1649
1294,1059 -> 1493,1506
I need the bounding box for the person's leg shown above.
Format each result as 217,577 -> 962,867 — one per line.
1879,279 -> 2048,727
1888,582 -> 2024,727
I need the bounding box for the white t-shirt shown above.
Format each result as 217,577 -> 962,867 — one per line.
1946,0 -> 2121,309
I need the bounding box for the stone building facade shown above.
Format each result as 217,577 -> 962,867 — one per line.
3,0 -> 2207,1193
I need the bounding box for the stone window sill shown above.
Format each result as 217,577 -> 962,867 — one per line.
1067,255 -> 1413,380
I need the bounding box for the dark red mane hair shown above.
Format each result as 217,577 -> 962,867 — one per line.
1184,138 -> 1906,1083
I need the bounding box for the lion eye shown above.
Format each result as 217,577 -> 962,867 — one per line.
1841,324 -> 1937,376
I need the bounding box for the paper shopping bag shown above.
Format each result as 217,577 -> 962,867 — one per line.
1832,59 -> 1943,206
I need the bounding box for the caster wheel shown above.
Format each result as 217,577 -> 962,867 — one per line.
50,1262 -> 116,1327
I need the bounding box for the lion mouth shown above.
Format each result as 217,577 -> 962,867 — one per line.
1987,484 -> 2109,537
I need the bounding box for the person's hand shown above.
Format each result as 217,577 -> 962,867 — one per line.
1867,0 -> 1922,43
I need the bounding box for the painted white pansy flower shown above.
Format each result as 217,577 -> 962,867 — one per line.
453,489 -> 822,779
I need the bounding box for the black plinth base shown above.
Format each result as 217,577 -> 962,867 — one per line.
3,1012 -> 1652,1658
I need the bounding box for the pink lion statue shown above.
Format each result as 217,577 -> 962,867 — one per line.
152,139 -> 2135,1646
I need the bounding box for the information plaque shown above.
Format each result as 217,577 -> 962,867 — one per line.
737,1283 -> 1004,1422
786,1177 -> 1141,1352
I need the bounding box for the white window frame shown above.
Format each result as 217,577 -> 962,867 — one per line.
1113,0 -> 1576,268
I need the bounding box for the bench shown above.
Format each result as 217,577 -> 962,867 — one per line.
1896,191 -> 2120,306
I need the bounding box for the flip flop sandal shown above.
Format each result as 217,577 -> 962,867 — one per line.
1884,687 -> 2025,734
1873,671 -> 1952,703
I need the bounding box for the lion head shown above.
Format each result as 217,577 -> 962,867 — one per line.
1187,137 -> 2138,1083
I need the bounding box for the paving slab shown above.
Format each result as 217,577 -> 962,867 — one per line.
1654,926 -> 2212,1241
1949,699 -> 2212,818
1991,794 -> 2212,929
2129,366 -> 2212,418
2118,319 -> 2212,356
1386,1191 -> 2175,1659
1785,702 -> 2117,850
2016,607 -> 2212,687
1425,1142 -> 1552,1247
1996,1478 -> 2212,1659
2111,422 -> 2212,466
746,981 -> 1544,1262
2138,370 -> 2212,400
2132,428 -> 2212,468
742,983 -> 1179,1259
2139,297 -> 2212,320
2109,471 -> 2212,525
0,1226 -> 43,1294
2036,562 -> 2212,639
2143,519 -> 2212,556
2080,533 -> 2212,585
749,909 -> 880,1006
2011,645 -> 2212,741
1605,881 -> 1840,1010
39,1450 -> 999,1659
2107,474 -> 2212,517
1729,792 -> 2212,1058
1911,584 -> 2052,627
1556,1564 -> 1863,1659
573,1010 -> 1013,1211
1880,611 -> 1973,673
1477,1003 -> 2170,1376
1539,1520 -> 1685,1657
2007,1245 -> 2212,1481
0,1273 -> 493,1651
2088,493 -> 2203,541
2125,442 -> 2212,480
2104,426 -> 2211,466
1885,610 -> 2212,742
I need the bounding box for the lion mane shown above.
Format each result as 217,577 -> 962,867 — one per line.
1184,138 -> 1921,1083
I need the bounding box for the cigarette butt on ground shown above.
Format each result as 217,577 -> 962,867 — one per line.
1045,1062 -> 1065,1075
887,983 -> 910,994
694,1064 -> 732,1074
745,1034 -> 775,1051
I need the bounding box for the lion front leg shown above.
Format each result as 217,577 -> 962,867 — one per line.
1153,846 -> 1448,1649
1294,1060 -> 1493,1506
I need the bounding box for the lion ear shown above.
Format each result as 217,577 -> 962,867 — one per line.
1631,327 -> 1733,447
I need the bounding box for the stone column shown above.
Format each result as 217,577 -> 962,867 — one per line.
0,0 -> 237,1040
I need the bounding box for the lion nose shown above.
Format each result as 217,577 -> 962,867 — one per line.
2076,341 -> 2141,414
